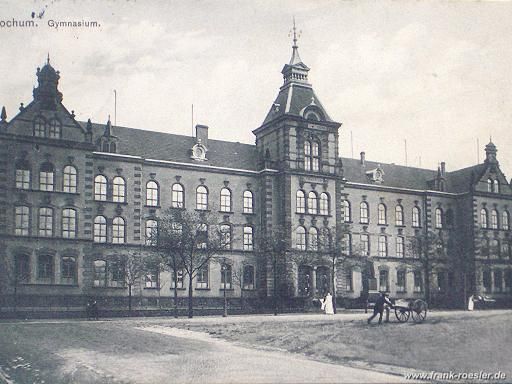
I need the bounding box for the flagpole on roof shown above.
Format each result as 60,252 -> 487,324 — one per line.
192,104 -> 194,137
113,89 -> 117,126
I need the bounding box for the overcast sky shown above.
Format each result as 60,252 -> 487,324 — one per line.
1,0 -> 512,178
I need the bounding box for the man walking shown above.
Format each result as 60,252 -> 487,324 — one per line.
368,292 -> 393,324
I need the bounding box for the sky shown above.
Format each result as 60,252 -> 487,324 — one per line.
1,0 -> 512,178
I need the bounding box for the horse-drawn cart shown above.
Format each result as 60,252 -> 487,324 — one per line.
393,299 -> 428,323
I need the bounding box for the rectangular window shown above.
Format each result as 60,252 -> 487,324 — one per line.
412,208 -> 420,227
61,256 -> 77,284
38,207 -> 53,237
16,254 -> 30,282
379,269 -> 389,292
482,270 -> 491,293
109,261 -> 125,287
396,270 -> 406,292
196,264 -> 208,289
360,234 -> 369,256
39,171 -> 54,191
16,169 -> 30,189
171,269 -> 184,289
414,271 -> 423,292
396,236 -> 404,257
15,206 -> 30,236
62,209 -> 77,238
221,264 -> 232,289
63,166 -> 77,193
360,203 -> 369,224
378,236 -> 388,257
341,233 -> 351,256
243,226 -> 254,251
494,270 -> 503,292
93,260 -> 107,287
243,265 -> 255,290
345,270 -> 353,291
38,254 -> 53,280
145,267 -> 159,289
243,191 -> 253,214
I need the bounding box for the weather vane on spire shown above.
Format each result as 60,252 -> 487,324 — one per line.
289,17 -> 301,48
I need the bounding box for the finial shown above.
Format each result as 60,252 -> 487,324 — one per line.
47,53 -> 50,65
86,118 -> 92,132
289,17 -> 301,48
108,114 -> 111,122
1,106 -> 6,121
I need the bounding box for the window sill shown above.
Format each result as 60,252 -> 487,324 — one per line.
18,283 -> 79,287
377,223 -> 389,226
219,288 -> 235,291
93,200 -> 128,205
242,287 -> 256,291
195,208 -> 211,212
218,210 -> 234,214
92,286 -> 126,290
170,287 -> 186,291
395,225 -> 406,228
143,286 -> 161,290
195,287 -> 210,291
144,205 -> 161,209
242,212 -> 255,216
15,188 -> 80,196
360,222 -> 369,225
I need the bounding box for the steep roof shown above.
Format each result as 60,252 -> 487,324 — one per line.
445,164 -> 486,193
81,122 -> 260,172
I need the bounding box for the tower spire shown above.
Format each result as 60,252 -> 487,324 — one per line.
289,17 -> 302,65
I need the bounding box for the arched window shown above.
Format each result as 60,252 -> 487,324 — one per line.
220,188 -> 231,212
480,208 -> 488,229
296,226 -> 306,250
48,118 -> 61,139
378,204 -> 387,225
93,216 -> 107,243
196,185 -> 208,210
62,208 -> 77,238
112,217 -> 126,244
15,160 -> 31,190
171,183 -> 184,208
308,227 -> 318,251
491,209 -> 499,229
412,206 -> 421,227
113,177 -> 126,203
243,265 -> 255,289
33,116 -> 45,137
146,181 -> 159,206
93,260 -> 107,287
378,235 -> 388,257
61,256 -> 76,283
39,162 -> 54,191
494,180 -> 500,193
341,200 -> 351,222
196,263 -> 209,288
145,219 -> 158,246
94,175 -> 108,201
14,205 -> 30,236
360,234 -> 370,256
319,193 -> 329,215
243,190 -> 254,214
308,192 -> 318,215
379,269 -> 389,292
243,226 -> 253,251
220,224 -> 232,250
296,190 -> 306,213
63,165 -> 77,193
360,201 -> 369,224
501,241 -> 510,259
435,208 -> 443,229
298,265 -> 313,296
38,207 -> 53,237
490,239 -> 499,259
488,179 -> 493,193
395,205 -> 404,226
502,211 -> 510,231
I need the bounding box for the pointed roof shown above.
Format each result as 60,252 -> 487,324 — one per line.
103,117 -> 114,137
32,56 -> 63,110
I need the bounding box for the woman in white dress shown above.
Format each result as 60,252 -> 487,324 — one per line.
322,292 -> 334,315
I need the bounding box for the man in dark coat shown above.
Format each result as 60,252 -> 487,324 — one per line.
368,292 -> 393,324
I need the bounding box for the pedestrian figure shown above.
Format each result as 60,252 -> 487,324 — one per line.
321,292 -> 334,315
368,292 -> 393,324
87,298 -> 99,320
468,295 -> 474,311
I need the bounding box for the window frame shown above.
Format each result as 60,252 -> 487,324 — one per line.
435,208 -> 443,229
145,219 -> 158,246
146,180 -> 159,207
15,164 -> 31,190
307,191 -> 318,215
171,183 -> 185,208
63,165 -> 78,193
39,163 -> 55,192
360,201 -> 369,224
220,187 -> 232,212
296,190 -> 306,214
395,205 -> 404,226
319,193 -> 329,216
15,205 -> 30,236
378,235 -> 388,257
378,203 -> 387,225
196,185 -> 209,210
243,190 -> 254,214
112,216 -> 126,244
412,206 -> 421,227
112,176 -> 126,203
62,208 -> 77,238
243,265 -> 255,290
38,207 -> 54,237
296,226 -> 306,251
93,215 -> 107,243
94,175 -> 108,201
37,254 -> 54,280
243,226 -> 254,251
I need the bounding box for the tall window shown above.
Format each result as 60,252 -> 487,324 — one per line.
94,175 -> 108,201
414,271 -> 423,292
379,269 -> 389,292
304,140 -> 320,172
360,202 -> 369,224
437,271 -> 446,292
243,265 -> 255,289
319,193 -> 329,215
308,192 -> 318,215
502,211 -> 510,231
296,190 -> 306,213
145,266 -> 159,288
304,141 -> 311,171
38,254 -> 53,280
15,205 -> 30,236
15,254 -> 30,282
112,177 -> 126,203
342,200 -> 351,222
171,183 -> 184,208
109,261 -> 125,287
396,270 -> 406,293
360,234 -> 369,256
412,207 -> 421,227
501,241 -> 510,259
63,165 -> 77,193
146,181 -> 159,206
196,186 -> 208,210
145,219 -> 158,246
196,223 -> 208,249
39,163 -> 54,191
62,208 -> 77,238
308,227 -> 318,251
341,233 -> 352,256
435,208 -> 443,229
61,256 -> 76,284
15,162 -> 31,189
93,216 -> 107,243
171,269 -> 184,289
345,269 -> 353,291
482,270 -> 491,293
196,263 -> 208,289
378,204 -> 387,225
395,205 -> 404,226
220,224 -> 232,250
480,208 -> 488,229
38,207 -> 53,237
494,180 -> 500,193
243,226 -> 253,251
221,264 -> 232,289
396,236 -> 404,257
220,188 -> 231,212
491,209 -> 499,229
494,270 -> 503,292
93,260 -> 107,287
296,226 -> 306,250
48,119 -> 61,138
112,217 -> 126,244
243,190 -> 254,214
34,116 -> 45,137
378,235 -> 388,257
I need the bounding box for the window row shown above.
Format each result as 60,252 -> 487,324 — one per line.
14,206 -> 78,238
15,253 -> 77,284
94,175 -> 126,202
480,208 -> 510,230
295,226 -> 332,251
479,238 -> 512,259
93,216 -> 127,243
144,181 -> 255,214
487,178 -> 500,194
16,163 -> 77,193
296,191 -> 330,215
341,201 -> 421,227
338,233 -> 408,258
33,116 -> 62,139
482,269 -> 512,293
373,269 -> 423,293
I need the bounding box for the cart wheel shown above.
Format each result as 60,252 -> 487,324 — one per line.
411,299 -> 428,323
394,307 -> 410,322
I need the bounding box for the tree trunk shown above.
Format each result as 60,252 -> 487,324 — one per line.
173,267 -> 179,318
240,287 -> 244,311
13,280 -> 17,314
273,257 -> 278,316
188,273 -> 194,318
128,284 -> 132,314
331,258 -> 337,314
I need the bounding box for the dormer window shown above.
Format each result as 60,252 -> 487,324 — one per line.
191,143 -> 208,161
366,166 -> 384,183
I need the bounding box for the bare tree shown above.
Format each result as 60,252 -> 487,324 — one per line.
0,246 -> 28,314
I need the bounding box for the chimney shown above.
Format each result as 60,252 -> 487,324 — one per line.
195,124 -> 208,147
440,162 -> 446,177
360,151 -> 366,166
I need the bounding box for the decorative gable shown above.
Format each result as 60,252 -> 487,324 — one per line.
366,166 -> 385,184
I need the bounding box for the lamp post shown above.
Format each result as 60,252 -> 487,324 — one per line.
222,264 -> 227,317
